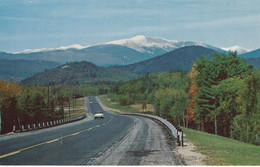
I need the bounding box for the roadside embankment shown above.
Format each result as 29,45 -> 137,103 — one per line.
182,127 -> 260,165
97,96 -> 206,165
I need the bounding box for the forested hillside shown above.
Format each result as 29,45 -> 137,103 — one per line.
0,59 -> 60,81
125,46 -> 216,75
109,52 -> 260,145
240,48 -> 260,58
21,61 -> 140,86
247,57 -> 260,69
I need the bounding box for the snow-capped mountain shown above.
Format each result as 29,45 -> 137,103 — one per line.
15,44 -> 89,54
106,35 -> 180,53
221,45 -> 250,55
106,35 -> 223,54
1,35 -> 225,65
14,35 -> 223,55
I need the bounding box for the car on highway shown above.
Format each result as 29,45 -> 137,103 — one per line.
94,112 -> 104,119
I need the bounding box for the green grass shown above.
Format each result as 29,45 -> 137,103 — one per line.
98,96 -> 139,113
130,103 -> 154,113
182,127 -> 260,165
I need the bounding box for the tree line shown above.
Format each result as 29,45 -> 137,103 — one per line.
109,52 -> 260,145
0,81 -> 110,134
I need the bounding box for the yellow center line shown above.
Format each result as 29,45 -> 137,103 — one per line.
0,124 -> 100,159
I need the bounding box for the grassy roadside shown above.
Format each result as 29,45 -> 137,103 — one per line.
63,97 -> 86,118
182,127 -> 260,165
98,96 -> 139,113
130,103 -> 154,113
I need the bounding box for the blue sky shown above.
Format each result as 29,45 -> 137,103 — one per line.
1,0 -> 260,53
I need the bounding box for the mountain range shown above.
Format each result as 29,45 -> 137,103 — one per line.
1,35 -> 260,82
0,35 -> 225,66
21,46 -> 217,85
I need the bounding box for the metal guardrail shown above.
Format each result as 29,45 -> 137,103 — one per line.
12,114 -> 86,133
68,114 -> 86,122
123,112 -> 183,146
11,97 -> 89,134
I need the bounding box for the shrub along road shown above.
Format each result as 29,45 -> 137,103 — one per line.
0,96 -> 183,165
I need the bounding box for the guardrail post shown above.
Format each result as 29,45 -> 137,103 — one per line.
181,131 -> 184,146
33,124 -> 36,129
47,122 -> 49,127
177,133 -> 180,146
27,124 -> 30,130
21,125 -> 24,131
43,122 -> 45,128
13,125 -> 16,132
38,123 -> 41,128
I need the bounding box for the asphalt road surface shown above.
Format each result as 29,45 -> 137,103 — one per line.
87,116 -> 184,165
0,96 -> 183,165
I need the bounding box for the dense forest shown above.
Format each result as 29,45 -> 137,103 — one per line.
109,52 -> 260,145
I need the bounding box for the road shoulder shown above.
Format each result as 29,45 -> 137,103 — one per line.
97,95 -> 206,165
176,137 -> 206,165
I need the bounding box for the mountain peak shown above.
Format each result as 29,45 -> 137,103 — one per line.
106,35 -> 181,53
130,35 -> 147,41
221,45 -> 250,54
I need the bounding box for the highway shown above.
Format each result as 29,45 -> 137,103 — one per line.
0,96 -> 133,165
0,96 -> 183,165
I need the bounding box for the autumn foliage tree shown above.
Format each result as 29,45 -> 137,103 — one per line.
186,64 -> 198,127
0,80 -> 21,133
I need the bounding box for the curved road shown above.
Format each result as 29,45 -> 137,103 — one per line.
0,96 -> 183,165
87,116 -> 184,165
